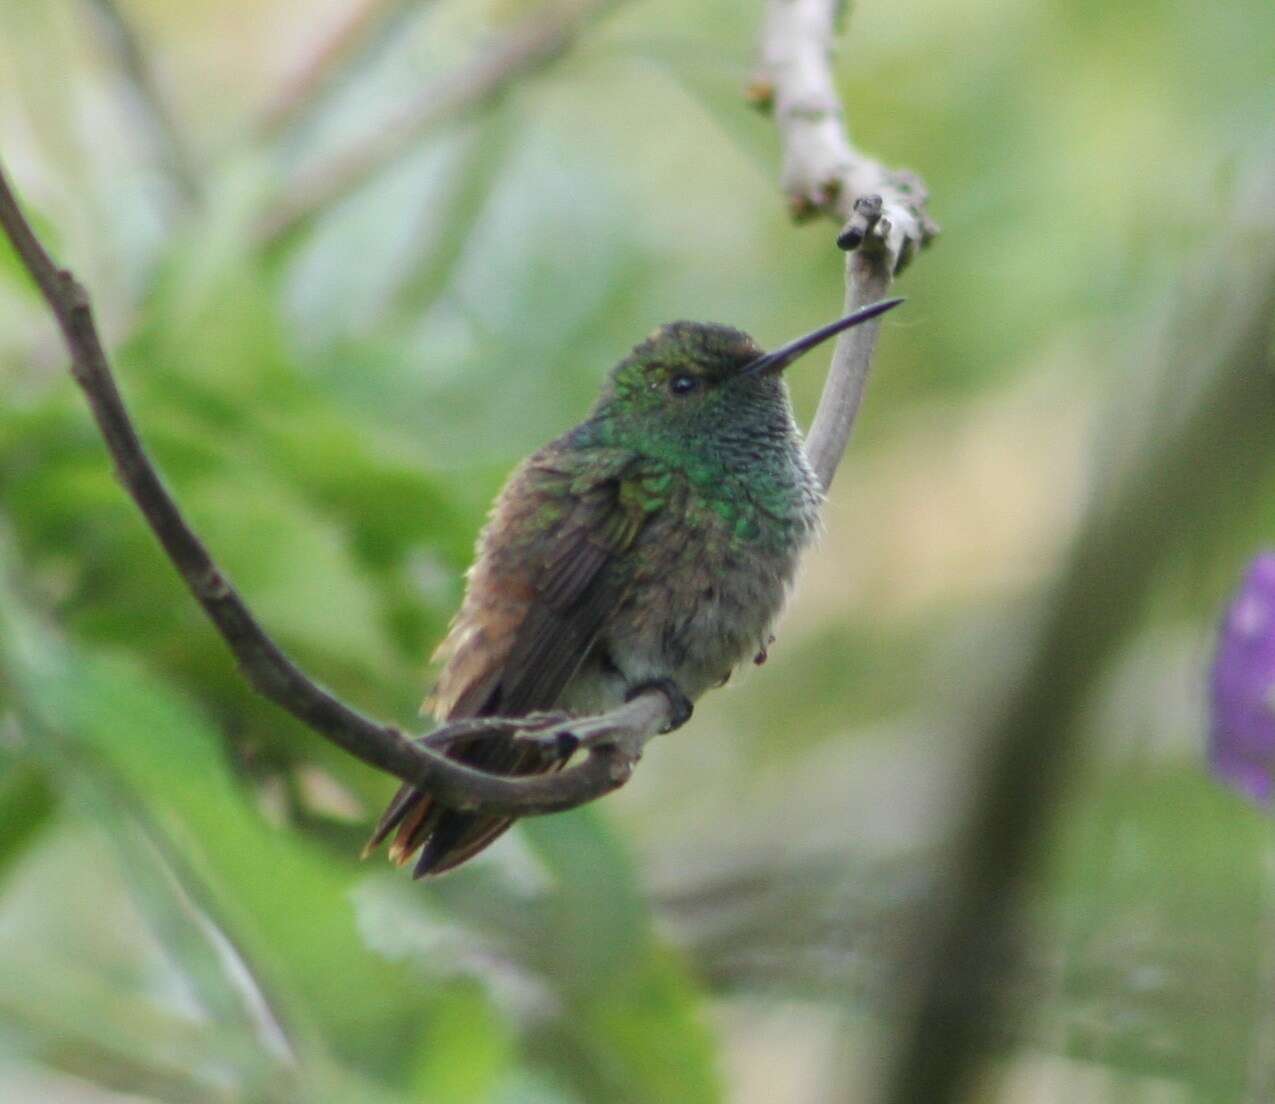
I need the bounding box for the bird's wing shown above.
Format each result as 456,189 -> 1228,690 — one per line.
364,445 -> 660,875
428,444 -> 654,720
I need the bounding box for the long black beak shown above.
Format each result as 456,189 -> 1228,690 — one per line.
744,297 -> 905,376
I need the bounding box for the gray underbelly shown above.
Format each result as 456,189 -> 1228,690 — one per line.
557,555 -> 797,715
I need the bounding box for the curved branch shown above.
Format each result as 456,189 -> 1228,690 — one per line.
0,160 -> 665,819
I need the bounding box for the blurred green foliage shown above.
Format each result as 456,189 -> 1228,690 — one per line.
1,0 -> 1274,1100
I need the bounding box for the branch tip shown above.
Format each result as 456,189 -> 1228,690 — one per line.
755,0 -> 936,273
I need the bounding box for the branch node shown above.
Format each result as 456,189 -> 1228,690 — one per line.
196,567 -> 231,600
837,192 -> 883,251
57,269 -> 89,312
744,77 -> 775,113
789,195 -> 821,222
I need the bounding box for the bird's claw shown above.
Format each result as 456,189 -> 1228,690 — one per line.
420,710 -> 575,758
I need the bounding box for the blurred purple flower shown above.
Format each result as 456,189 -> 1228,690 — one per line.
1210,552 -> 1275,806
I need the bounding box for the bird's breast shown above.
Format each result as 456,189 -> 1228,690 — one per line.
578,461 -> 821,706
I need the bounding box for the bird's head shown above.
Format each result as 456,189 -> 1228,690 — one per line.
590,299 -> 903,439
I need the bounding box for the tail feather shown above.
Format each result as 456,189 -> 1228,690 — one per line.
360,781 -> 421,859
412,812 -> 518,878
363,727 -> 569,877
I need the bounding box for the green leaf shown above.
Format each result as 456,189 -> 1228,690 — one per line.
0,554 -> 440,1080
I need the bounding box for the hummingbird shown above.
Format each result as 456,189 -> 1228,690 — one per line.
365,298 -> 904,876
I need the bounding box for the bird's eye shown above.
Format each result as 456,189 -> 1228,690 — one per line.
669,374 -> 700,397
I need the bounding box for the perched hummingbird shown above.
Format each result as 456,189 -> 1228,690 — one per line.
366,298 -> 903,876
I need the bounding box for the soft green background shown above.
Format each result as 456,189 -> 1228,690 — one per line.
2,0 -> 1274,1101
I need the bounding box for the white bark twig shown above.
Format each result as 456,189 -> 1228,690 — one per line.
750,0 -> 938,273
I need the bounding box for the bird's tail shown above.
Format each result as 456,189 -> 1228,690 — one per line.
362,727 -> 568,878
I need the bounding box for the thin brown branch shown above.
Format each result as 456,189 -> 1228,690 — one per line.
750,0 -> 938,273
255,0 -> 621,246
81,0 -> 200,205
0,159 -> 668,819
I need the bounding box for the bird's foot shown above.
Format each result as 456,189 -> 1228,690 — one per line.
625,678 -> 693,733
412,685 -> 690,778
420,710 -> 577,759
